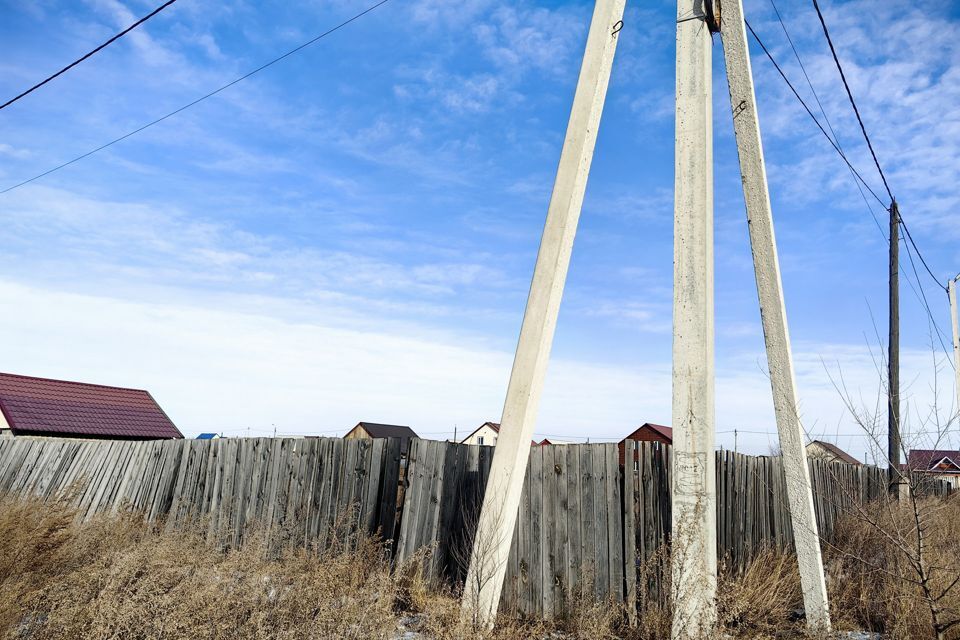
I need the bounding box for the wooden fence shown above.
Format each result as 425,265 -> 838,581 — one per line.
0,435 -> 950,618
0,436 -> 402,548
395,440 -> 625,618
395,439 -> 951,617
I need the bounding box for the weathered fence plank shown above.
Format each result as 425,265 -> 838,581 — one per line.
0,435 -> 401,553
0,435 -> 952,620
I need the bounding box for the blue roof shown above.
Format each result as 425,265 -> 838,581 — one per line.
196,433 -> 219,439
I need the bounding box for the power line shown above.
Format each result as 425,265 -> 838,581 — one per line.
750,11 -> 950,326
809,0 -> 949,296
810,0 -> 894,203
808,0 -> 946,289
1,0 -> 180,112
806,1 -> 948,293
765,0 -> 888,241
743,19 -> 886,209
900,227 -> 956,370
900,218 -> 947,291
0,0 -> 393,195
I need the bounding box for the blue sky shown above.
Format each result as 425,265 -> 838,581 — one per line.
0,0 -> 957,458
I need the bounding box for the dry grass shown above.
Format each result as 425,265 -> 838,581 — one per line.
0,496 -> 398,640
4,494 -> 958,639
718,548 -> 803,638
825,494 -> 960,639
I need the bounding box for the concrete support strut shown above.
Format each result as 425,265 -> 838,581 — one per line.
671,0 -> 716,637
718,0 -> 831,632
950,277 -> 960,418
461,0 -> 626,627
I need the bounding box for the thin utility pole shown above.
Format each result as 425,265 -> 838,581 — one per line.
461,0 -> 626,626
888,201 -> 901,494
949,275 -> 960,416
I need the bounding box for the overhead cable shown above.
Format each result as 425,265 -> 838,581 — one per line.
743,19 -> 887,209
1,0 -> 180,112
810,0 -> 894,203
0,0 -> 393,195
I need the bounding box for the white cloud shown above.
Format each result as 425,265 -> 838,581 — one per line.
0,185 -> 516,316
473,5 -> 585,76
748,0 -> 960,240
0,144 -> 33,160
0,278 -> 952,459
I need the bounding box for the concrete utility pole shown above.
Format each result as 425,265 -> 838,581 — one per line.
671,0 -> 716,636
888,201 -> 901,494
461,0 -> 626,626
718,0 -> 830,631
950,276 -> 960,417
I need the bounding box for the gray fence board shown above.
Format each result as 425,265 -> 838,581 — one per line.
0,435 -> 952,620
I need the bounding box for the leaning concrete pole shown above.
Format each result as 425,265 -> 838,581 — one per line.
461,0 -> 626,627
718,0 -> 831,632
950,276 -> 960,416
671,0 -> 716,637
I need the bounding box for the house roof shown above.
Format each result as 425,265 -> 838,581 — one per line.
621,423 -> 673,443
908,449 -> 960,472
809,440 -> 860,465
460,421 -> 499,443
196,433 -> 219,440
0,372 -> 182,439
355,422 -> 418,439
347,422 -> 418,450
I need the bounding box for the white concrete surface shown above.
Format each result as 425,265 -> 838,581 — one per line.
719,0 -> 831,632
461,0 -> 626,627
671,0 -> 717,637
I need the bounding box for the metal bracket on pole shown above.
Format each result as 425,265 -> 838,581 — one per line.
704,0 -> 721,33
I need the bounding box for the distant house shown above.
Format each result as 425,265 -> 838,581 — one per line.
538,438 -> 570,446
906,450 -> 960,488
196,433 -> 221,440
344,422 -> 418,451
0,372 -> 182,440
618,423 -> 673,465
806,440 -> 860,465
461,421 -> 500,446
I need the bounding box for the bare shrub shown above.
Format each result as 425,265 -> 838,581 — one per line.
826,495 -> 960,639
823,335 -> 960,640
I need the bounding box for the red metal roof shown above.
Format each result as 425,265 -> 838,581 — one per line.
621,423 -> 673,443
0,372 -> 182,439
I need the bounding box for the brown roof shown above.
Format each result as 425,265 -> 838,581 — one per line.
460,421 -> 499,443
0,372 -> 182,439
908,449 -> 960,472
350,422 -> 418,449
621,423 -> 673,443
809,440 -> 860,465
